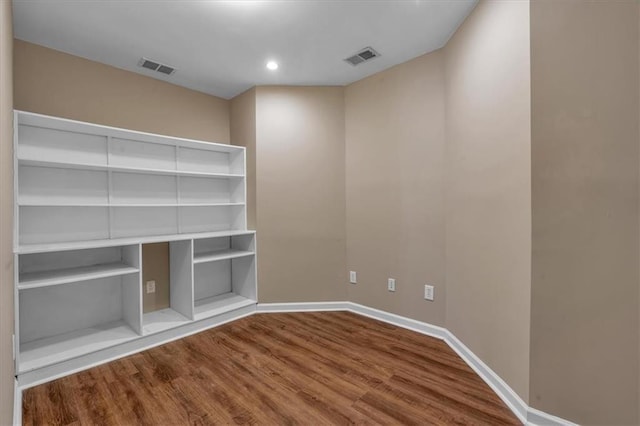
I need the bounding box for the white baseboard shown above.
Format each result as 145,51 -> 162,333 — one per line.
13,379 -> 21,426
444,330 -> 528,424
347,302 -> 448,340
527,407 -> 579,426
258,301 -> 576,426
256,301 -> 350,313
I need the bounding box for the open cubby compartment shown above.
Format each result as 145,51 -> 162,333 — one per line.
193,233 -> 255,264
192,234 -> 256,321
18,164 -> 109,206
109,137 -> 176,171
17,123 -> 108,166
177,145 -> 244,175
142,240 -> 194,335
18,245 -> 140,290
111,206 -> 178,238
19,206 -> 109,246
179,204 -> 246,234
179,175 -> 245,205
17,246 -> 142,373
111,171 -> 177,205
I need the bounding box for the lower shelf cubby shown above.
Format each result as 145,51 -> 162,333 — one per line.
193,234 -> 256,320
18,274 -> 141,373
141,240 -> 193,335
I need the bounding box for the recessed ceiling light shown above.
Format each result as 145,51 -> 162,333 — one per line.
266,61 -> 278,70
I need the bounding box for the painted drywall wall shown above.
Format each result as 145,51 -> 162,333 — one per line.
230,88 -> 257,230
530,1 -> 640,424
255,86 -> 347,302
142,243 -> 170,313
444,0 -> 531,402
13,40 -> 229,143
0,2 -> 13,424
345,51 -> 446,326
13,40 -> 231,328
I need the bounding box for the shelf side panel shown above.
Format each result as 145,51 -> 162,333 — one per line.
169,240 -> 194,320
122,245 -> 142,335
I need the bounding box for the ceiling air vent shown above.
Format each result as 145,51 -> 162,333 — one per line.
138,57 -> 176,76
344,47 -> 380,66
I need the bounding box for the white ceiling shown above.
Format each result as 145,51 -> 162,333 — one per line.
13,0 -> 477,100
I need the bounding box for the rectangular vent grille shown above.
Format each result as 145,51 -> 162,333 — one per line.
344,47 -> 380,66
138,57 -> 176,76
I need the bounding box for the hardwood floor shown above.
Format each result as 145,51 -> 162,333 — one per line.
22,312 -> 521,425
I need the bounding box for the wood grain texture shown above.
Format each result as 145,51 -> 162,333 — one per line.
23,312 -> 521,425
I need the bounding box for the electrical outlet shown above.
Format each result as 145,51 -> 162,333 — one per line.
146,280 -> 156,294
388,278 -> 396,292
349,271 -> 357,284
424,285 -> 434,301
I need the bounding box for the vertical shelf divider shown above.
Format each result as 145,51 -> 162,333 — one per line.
176,146 -> 182,234
122,244 -> 142,335
106,136 -> 113,239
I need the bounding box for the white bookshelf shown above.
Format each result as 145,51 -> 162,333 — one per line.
14,111 -> 257,376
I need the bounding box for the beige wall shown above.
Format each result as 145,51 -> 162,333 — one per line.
444,0 -> 531,402
230,88 -> 257,229
255,86 -> 346,302
345,52 -> 446,326
530,1 -> 640,424
0,1 -> 13,424
14,40 -> 230,143
142,243 -> 170,313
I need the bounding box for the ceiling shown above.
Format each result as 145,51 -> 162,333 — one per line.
13,0 -> 477,100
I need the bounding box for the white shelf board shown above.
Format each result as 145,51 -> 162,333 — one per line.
17,229 -> 256,254
19,158 -> 245,179
194,249 -> 254,264
18,110 -> 244,153
19,202 -> 245,208
143,308 -> 190,335
19,262 -> 139,290
19,320 -> 138,373
194,293 -> 256,321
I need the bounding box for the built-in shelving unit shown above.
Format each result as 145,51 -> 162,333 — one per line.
14,111 -> 257,378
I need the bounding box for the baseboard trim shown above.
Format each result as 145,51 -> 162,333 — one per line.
527,407 -> 579,426
258,301 -> 575,426
13,379 -> 21,426
347,302 -> 448,340
444,330 -> 528,424
256,301 -> 351,313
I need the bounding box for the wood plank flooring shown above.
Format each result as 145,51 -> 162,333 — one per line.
22,311 -> 521,425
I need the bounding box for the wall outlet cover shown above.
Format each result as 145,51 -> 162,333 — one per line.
424,285 -> 434,301
388,278 -> 396,292
146,280 -> 156,294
